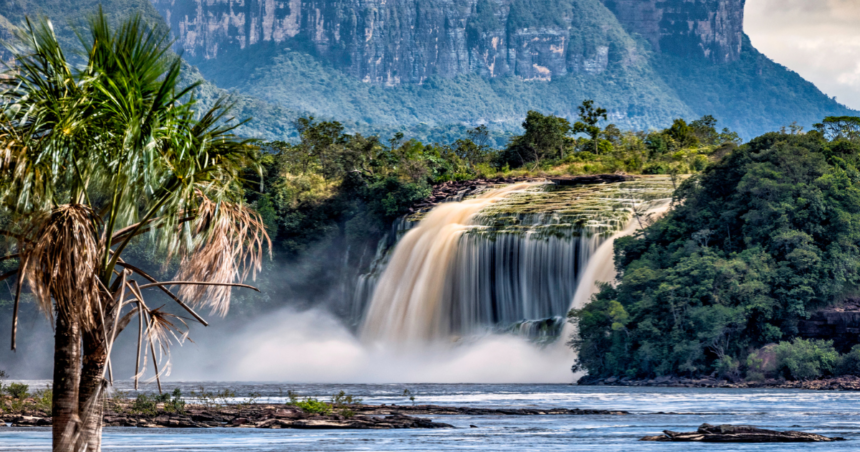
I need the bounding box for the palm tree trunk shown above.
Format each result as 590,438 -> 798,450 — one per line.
77,332 -> 107,451
52,314 -> 81,452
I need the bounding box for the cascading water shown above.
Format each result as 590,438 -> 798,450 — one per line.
357,178 -> 674,345
360,183 -> 538,342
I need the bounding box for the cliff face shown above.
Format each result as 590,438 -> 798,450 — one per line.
152,0 -> 742,85
601,0 -> 745,63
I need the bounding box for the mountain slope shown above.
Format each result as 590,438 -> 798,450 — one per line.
152,0 -> 855,139
0,0 -> 855,141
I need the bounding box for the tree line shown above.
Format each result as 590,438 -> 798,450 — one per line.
570,116 -> 860,383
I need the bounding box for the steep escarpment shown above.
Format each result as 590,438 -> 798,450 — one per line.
155,0 -> 637,84
601,0 -> 745,63
153,0 -> 745,82
156,0 -> 696,134
0,0 -> 856,140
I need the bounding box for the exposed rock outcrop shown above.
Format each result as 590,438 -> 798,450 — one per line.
600,0 -> 745,63
641,423 -> 845,442
799,298 -> 860,351
410,174 -> 635,211
151,0 -> 744,85
0,403 -> 628,429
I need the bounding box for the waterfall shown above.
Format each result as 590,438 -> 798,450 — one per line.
360,183 -> 538,342
357,178 -> 674,345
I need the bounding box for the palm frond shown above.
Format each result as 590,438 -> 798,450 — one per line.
171,194 -> 270,316
21,204 -> 103,329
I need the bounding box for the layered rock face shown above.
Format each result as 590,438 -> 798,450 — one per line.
152,0 -> 744,85
601,0 -> 745,63
151,0 -> 740,85
152,0 -> 626,85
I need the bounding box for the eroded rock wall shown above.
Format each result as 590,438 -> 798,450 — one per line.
151,0 -> 635,84
601,0 -> 745,63
151,0 -> 744,84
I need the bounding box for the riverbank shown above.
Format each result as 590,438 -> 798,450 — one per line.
578,375 -> 860,390
3,384 -> 860,451
0,403 -> 628,429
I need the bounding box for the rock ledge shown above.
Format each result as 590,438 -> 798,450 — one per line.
641,423 -> 845,442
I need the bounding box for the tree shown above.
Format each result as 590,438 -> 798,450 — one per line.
0,12 -> 269,450
504,111 -> 571,167
814,116 -> 860,141
467,125 -> 490,151
295,117 -> 347,180
572,100 -> 608,155
690,115 -> 719,145
665,119 -> 700,148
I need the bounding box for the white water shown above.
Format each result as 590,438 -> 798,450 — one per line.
360,183 -> 539,343
560,199 -> 672,342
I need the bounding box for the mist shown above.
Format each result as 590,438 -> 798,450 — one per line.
166,307 -> 577,384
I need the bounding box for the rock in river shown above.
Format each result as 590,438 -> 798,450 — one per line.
640,423 -> 845,442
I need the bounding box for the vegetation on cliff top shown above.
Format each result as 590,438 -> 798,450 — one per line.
570,118 -> 860,381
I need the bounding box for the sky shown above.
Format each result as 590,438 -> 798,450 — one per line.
746,0 -> 860,110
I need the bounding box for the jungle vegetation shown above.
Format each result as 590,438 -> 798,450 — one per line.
570,116 -> 860,382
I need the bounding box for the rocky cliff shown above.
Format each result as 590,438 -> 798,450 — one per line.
601,0 -> 744,63
152,0 -> 742,85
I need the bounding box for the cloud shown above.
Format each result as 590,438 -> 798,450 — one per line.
746,0 -> 860,109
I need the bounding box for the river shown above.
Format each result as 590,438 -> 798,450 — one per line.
2,383 -> 859,451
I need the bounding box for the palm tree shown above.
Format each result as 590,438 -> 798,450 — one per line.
0,11 -> 269,451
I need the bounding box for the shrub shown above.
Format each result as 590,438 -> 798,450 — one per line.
773,338 -> 840,380
5,383 -> 29,399
32,387 -> 52,411
746,344 -> 779,378
295,398 -> 332,415
642,162 -> 669,174
131,394 -> 158,415
745,371 -> 766,382
692,154 -> 709,171
837,345 -> 860,376
714,356 -> 740,381
163,388 -> 186,413
287,390 -> 333,415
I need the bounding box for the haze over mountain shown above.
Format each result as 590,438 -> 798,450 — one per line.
0,0 -> 855,141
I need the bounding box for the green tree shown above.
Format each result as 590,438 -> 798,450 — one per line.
814,116 -> 860,141
0,12 -> 269,450
690,115 -> 719,145
573,100 -> 608,155
504,110 -> 571,167
665,119 -> 700,148
295,117 -> 347,180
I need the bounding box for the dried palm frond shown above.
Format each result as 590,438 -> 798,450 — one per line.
146,306 -> 190,353
171,194 -> 271,316
21,204 -> 104,328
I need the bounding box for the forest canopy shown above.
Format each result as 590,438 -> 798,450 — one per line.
570,120 -> 860,381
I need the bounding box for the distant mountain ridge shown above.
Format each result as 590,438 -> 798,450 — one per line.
154,0 -> 745,82
0,0 -> 855,141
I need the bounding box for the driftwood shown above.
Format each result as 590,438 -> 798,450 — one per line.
641,423 -> 845,442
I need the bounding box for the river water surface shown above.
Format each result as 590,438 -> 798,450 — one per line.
3,383 -> 860,451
